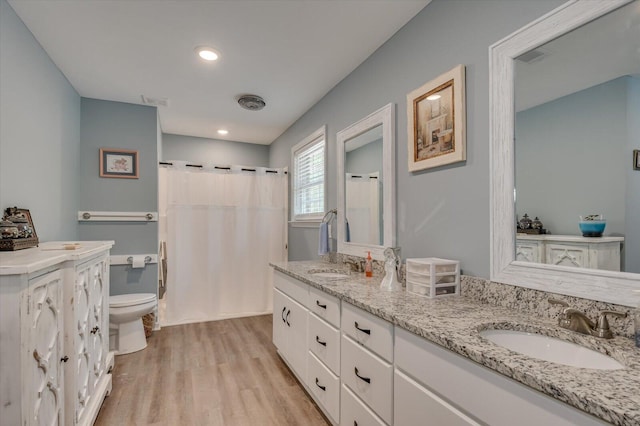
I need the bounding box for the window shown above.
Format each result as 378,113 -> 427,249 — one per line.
291,126 -> 326,223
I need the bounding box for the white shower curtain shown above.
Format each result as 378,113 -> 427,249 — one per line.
345,172 -> 381,245
158,162 -> 287,326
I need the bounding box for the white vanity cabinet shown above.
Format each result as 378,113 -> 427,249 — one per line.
516,235 -> 624,271
273,271 -> 309,387
341,303 -> 393,425
307,287 -> 341,423
394,327 -> 609,426
0,266 -> 65,426
0,242 -> 113,426
65,251 -> 111,426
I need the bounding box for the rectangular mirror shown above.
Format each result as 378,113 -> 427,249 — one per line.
490,0 -> 640,307
337,103 -> 395,260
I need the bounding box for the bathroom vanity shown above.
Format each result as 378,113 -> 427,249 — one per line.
270,260 -> 640,426
515,234 -> 624,271
0,241 -> 114,426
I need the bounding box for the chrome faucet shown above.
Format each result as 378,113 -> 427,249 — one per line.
549,299 -> 627,339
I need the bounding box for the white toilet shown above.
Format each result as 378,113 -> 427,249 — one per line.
109,293 -> 157,355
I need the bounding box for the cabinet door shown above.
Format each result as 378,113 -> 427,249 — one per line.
273,289 -> 288,354
286,296 -> 308,384
88,258 -> 107,389
545,244 -> 588,268
395,369 -> 479,426
27,270 -> 64,426
515,241 -> 541,263
74,264 -> 92,422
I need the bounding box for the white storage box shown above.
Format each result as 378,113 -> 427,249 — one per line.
405,258 -> 460,298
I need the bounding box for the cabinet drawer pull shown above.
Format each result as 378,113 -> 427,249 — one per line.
315,335 -> 327,347
354,367 -> 371,384
316,300 -> 327,309
354,422 -> 358,426
315,377 -> 326,391
281,306 -> 287,323
60,356 -> 69,363
354,321 -> 371,335
90,326 -> 100,334
285,309 -> 291,327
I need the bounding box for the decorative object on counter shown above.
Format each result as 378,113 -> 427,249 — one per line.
0,207 -> 38,251
380,247 -> 402,291
578,214 -> 606,237
407,64 -> 466,172
516,213 -> 547,234
100,147 -> 139,179
405,257 -> 460,298
634,149 -> 639,171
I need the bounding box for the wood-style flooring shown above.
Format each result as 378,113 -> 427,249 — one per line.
95,315 -> 329,426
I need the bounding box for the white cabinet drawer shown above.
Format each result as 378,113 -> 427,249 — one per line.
341,384 -> 386,426
342,303 -> 393,362
309,286 -> 340,328
274,270 -> 308,306
308,312 -> 340,375
341,335 -> 393,424
308,352 -> 340,424
395,369 -> 479,426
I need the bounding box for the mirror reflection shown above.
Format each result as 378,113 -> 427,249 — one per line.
514,0 -> 640,273
344,125 -> 383,246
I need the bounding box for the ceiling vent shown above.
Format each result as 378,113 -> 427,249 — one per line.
515,48 -> 550,64
141,95 -> 169,107
237,94 -> 266,111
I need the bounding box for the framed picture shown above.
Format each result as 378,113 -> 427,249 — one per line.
100,148 -> 139,179
407,64 -> 466,172
634,149 -> 639,171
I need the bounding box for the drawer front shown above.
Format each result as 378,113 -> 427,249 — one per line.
342,303 -> 393,362
273,270 -> 308,306
545,244 -> 588,268
395,369 -> 479,426
341,384 -> 386,426
308,286 -> 340,328
308,352 -> 340,423
341,335 -> 393,424
308,313 -> 340,375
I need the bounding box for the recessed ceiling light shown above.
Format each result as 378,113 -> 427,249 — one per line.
426,94 -> 441,101
217,129 -> 229,135
195,46 -> 220,61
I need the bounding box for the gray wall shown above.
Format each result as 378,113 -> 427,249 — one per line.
626,77 -> 640,273
78,98 -> 159,296
269,0 -> 564,275
163,133 -> 269,167
0,0 -> 80,241
515,78 -> 627,236
345,139 -> 383,175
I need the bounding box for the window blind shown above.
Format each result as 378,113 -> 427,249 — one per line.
293,136 -> 325,220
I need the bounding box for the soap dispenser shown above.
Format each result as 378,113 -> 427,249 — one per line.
365,251 -> 373,277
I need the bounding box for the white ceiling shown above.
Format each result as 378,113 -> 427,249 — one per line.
9,0 -> 430,145
515,0 -> 640,112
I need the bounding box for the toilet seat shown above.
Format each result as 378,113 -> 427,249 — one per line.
110,293 -> 156,308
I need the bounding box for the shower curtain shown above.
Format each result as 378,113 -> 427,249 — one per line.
345,172 -> 381,245
158,162 -> 287,326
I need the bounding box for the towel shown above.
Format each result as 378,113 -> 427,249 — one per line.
345,218 -> 351,243
318,222 -> 330,255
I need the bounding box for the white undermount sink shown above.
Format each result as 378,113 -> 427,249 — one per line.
479,329 -> 624,370
311,272 -> 350,278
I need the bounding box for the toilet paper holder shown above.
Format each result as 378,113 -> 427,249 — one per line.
126,256 -> 152,265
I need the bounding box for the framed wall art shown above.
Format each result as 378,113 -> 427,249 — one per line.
407,64 -> 466,172
100,148 -> 139,179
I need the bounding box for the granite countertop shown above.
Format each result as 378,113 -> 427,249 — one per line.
270,260 -> 640,426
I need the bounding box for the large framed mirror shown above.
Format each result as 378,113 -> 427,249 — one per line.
337,103 -> 395,260
490,0 -> 640,307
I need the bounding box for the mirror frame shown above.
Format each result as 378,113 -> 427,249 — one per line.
337,103 -> 395,260
490,0 -> 639,307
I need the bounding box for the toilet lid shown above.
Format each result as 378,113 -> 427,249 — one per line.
110,293 -> 156,308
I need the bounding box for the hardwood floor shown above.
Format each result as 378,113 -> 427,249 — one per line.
95,315 -> 329,426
